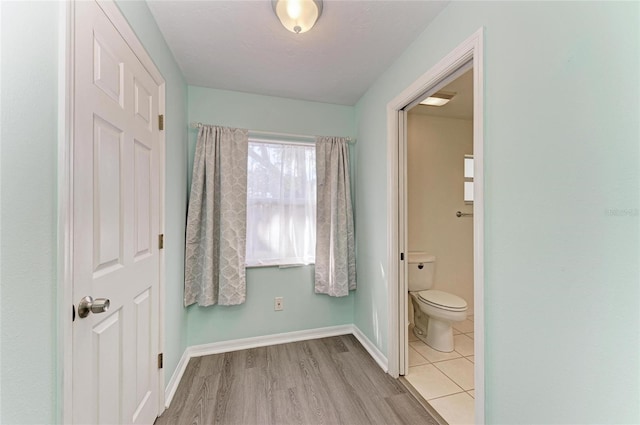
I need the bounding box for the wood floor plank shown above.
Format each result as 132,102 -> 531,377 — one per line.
266,343 -> 298,391
275,387 -> 309,425
154,336 -> 437,425
209,359 -> 238,424
198,350 -> 226,376
337,336 -> 406,398
304,339 -> 378,425
296,357 -> 340,425
154,356 -> 203,425
245,345 -> 268,369
320,335 -> 349,354
331,351 -> 405,424
176,375 -> 210,425
241,366 -> 273,425
385,393 -> 442,425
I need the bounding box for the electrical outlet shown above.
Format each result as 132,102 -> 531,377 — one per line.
274,297 -> 284,311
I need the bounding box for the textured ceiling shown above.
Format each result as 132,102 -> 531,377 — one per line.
146,0 -> 448,105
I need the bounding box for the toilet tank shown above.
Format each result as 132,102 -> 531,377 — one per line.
407,252 -> 436,292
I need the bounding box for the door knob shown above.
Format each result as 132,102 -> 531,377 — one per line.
77,296 -> 110,318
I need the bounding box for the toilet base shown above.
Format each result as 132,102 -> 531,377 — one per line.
412,317 -> 455,352
410,293 -> 459,353
412,321 -> 428,342
426,317 -> 454,352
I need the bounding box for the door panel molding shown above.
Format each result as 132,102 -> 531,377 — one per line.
59,1 -> 166,423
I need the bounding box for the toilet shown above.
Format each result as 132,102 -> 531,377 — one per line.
408,252 -> 468,352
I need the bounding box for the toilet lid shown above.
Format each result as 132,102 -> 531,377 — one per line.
418,289 -> 467,311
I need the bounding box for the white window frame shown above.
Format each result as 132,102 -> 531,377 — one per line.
245,136 -> 317,268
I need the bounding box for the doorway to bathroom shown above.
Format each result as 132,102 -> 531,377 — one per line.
404,64 -> 476,424
386,29 -> 484,424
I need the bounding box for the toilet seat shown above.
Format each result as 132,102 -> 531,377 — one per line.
418,289 -> 467,312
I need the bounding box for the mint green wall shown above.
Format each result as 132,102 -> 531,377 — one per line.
187,86 -> 355,346
354,2 -> 639,423
115,0 -> 189,399
3,1 -> 637,423
188,86 -> 355,140
1,2 -> 59,423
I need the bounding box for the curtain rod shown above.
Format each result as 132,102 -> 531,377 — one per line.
189,121 -> 356,144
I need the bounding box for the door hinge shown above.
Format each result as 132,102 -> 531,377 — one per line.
158,353 -> 163,369
158,234 -> 164,250
400,252 -> 404,261
158,114 -> 164,131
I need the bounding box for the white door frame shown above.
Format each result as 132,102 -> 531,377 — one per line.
58,1 -> 167,422
386,28 -> 485,424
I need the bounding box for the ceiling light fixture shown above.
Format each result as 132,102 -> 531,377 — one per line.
272,0 -> 323,34
420,91 -> 456,107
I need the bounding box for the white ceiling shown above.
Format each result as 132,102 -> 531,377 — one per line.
146,0 -> 448,105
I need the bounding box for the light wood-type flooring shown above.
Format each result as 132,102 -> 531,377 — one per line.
155,334 -> 439,425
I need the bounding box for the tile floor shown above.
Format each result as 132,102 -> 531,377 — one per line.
406,317 -> 475,425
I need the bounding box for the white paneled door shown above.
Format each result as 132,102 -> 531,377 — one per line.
72,1 -> 161,423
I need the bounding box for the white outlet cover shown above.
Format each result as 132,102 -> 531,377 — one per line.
274,297 -> 284,311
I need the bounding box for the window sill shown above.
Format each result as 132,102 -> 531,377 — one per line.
245,263 -> 315,270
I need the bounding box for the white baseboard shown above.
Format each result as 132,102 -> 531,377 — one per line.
352,325 -> 389,372
164,348 -> 191,409
187,324 -> 353,358
164,324 -> 353,407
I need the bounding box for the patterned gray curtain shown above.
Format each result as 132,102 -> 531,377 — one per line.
184,125 -> 248,307
314,136 -> 356,297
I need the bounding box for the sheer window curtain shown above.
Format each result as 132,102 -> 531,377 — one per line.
184,125 -> 248,307
246,142 -> 316,266
315,136 -> 356,297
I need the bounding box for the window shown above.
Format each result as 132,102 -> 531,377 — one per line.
464,154 -> 474,203
246,140 -> 316,266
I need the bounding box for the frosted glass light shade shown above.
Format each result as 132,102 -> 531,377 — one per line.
421,97 -> 450,106
420,91 -> 456,107
273,0 -> 323,34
